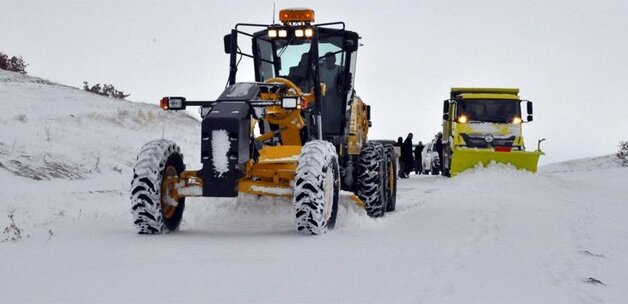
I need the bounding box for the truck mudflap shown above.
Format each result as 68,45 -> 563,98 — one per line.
450,148 -> 541,176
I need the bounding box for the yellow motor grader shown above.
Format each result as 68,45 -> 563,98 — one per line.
130,8 -> 397,235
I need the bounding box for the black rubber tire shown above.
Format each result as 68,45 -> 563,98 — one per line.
293,140 -> 340,235
357,142 -> 387,218
383,144 -> 397,212
431,167 -> 440,175
442,147 -> 452,177
130,139 -> 185,234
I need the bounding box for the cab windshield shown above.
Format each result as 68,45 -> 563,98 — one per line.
456,99 -> 521,123
255,36 -> 345,91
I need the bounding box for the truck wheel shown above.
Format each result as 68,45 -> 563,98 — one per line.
130,139 -> 185,234
383,145 -> 397,212
442,146 -> 452,177
357,142 -> 386,217
293,140 -> 340,235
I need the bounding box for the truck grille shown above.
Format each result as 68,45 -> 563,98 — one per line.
461,134 -> 516,148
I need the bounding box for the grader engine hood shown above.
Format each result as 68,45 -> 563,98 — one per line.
196,83 -> 262,197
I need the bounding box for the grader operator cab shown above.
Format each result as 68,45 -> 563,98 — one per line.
441,87 -> 544,176
131,8 -> 397,235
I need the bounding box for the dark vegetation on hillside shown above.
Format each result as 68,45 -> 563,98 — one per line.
0,51 -> 28,74
82,82 -> 130,100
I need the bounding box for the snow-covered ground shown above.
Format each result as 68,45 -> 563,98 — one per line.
1,70 -> 627,303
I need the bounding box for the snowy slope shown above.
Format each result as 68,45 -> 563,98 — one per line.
1,70 -> 627,303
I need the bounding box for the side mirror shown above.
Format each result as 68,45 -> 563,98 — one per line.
223,34 -> 232,54
442,100 -> 450,120
366,105 -> 371,121
526,101 -> 533,122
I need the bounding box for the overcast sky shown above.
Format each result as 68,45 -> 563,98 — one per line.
3,0 -> 627,164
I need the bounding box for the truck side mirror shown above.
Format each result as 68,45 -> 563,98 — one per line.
442,100 -> 450,120
526,101 -> 533,122
223,34 -> 232,54
366,105 -> 371,121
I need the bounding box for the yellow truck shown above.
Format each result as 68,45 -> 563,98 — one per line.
441,88 -> 543,176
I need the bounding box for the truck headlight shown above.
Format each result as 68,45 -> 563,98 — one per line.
513,117 -> 522,124
457,115 -> 468,123
281,97 -> 299,109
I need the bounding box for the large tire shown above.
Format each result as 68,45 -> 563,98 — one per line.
357,142 -> 387,217
130,139 -> 185,234
293,140 -> 340,235
442,145 -> 452,177
383,144 -> 397,212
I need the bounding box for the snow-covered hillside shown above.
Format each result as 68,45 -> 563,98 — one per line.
1,70 -> 627,303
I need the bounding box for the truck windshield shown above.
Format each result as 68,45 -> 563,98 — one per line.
456,99 -> 521,123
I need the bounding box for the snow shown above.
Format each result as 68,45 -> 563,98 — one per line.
1,69 -> 628,303
249,185 -> 293,196
211,129 -> 230,177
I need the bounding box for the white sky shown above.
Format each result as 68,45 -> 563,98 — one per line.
3,0 -> 627,164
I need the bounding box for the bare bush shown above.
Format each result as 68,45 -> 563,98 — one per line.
82,81 -> 130,99
2,213 -> 23,242
617,141 -> 628,167
0,51 -> 28,74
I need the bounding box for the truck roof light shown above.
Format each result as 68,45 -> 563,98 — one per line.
279,8 -> 315,23
268,29 -> 278,38
278,29 -> 288,38
294,29 -> 304,37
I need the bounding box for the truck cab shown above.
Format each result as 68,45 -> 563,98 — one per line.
442,87 -> 542,176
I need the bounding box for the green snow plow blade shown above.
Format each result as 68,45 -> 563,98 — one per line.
450,148 -> 541,176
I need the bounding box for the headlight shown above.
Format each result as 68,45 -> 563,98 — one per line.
513,117 -> 522,124
160,97 -> 186,110
268,29 -> 278,38
281,97 -> 299,109
457,115 -> 468,123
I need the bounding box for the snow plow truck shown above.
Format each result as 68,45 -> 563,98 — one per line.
130,8 -> 397,235
441,87 -> 543,177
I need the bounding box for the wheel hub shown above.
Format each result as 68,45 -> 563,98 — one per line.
161,165 -> 179,219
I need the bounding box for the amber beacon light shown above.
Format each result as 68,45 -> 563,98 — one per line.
279,8 -> 315,23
